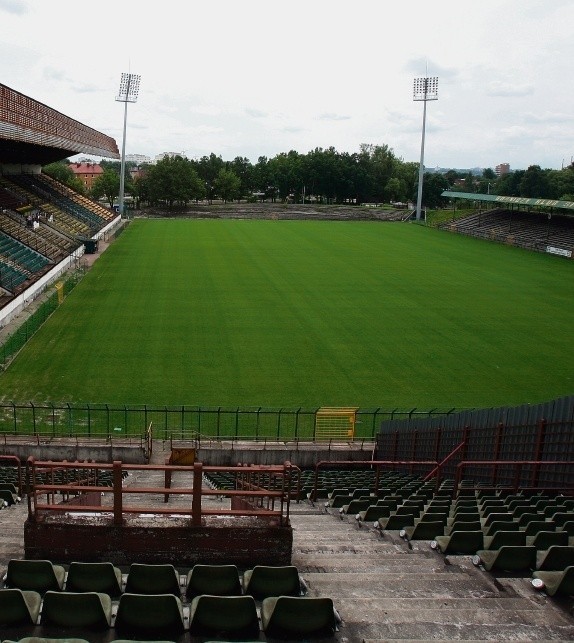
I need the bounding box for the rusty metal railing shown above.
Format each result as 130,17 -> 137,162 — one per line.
25,457 -> 295,527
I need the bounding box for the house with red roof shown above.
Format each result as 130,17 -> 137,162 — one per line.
69,161 -> 103,190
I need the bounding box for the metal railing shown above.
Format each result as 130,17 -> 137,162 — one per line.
26,457 -> 295,527
0,403 -> 460,442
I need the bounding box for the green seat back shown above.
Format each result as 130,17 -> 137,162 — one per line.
0,588 -> 41,626
262,596 -> 336,637
5,560 -> 65,593
243,565 -> 301,599
40,591 -> 112,629
115,593 -> 185,636
124,563 -> 180,595
185,564 -> 241,599
65,561 -> 122,597
188,595 -> 259,637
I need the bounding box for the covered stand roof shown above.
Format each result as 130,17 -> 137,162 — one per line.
0,83 -> 119,165
442,190 -> 574,212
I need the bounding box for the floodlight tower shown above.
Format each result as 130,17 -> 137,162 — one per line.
413,75 -> 438,221
115,72 -> 141,216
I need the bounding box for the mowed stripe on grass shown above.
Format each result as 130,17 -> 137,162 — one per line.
0,219 -> 572,408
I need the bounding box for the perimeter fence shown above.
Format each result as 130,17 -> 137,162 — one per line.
0,272 -> 83,367
0,403 -> 461,442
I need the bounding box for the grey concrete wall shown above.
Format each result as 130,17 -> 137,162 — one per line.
0,443 -> 146,464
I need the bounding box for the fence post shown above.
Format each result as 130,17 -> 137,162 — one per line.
113,461 -> 123,525
532,419 -> 547,487
492,422 -> 504,486
192,462 -> 203,526
371,408 -> 381,438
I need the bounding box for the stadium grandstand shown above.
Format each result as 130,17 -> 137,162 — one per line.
440,191 -> 574,258
0,84 -> 573,641
0,83 -> 120,326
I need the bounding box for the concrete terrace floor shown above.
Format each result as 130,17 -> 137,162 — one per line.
0,443 -> 573,642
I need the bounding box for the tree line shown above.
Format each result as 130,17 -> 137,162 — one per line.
44,144 -> 574,210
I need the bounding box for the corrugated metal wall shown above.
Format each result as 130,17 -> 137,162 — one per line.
376,396 -> 574,488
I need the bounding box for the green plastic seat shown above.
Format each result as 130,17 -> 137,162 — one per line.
536,545 -> 574,571
431,530 -> 484,554
527,530 -> 569,550
261,596 -> 337,638
124,563 -> 180,595
114,593 -> 185,638
376,513 -> 415,531
188,594 -> 260,638
400,520 -> 445,541
473,545 -> 537,572
40,591 -> 112,629
532,565 -> 574,596
356,504 -> 392,523
483,530 -> 526,550
185,564 -> 241,599
65,561 -> 122,597
243,565 -> 302,599
0,588 -> 41,626
4,559 -> 65,593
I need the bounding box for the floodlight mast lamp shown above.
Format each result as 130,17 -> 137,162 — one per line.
115,73 -> 141,216
413,76 -> 438,221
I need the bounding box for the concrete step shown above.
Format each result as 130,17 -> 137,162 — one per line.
304,572 -> 500,598
356,621 -> 574,641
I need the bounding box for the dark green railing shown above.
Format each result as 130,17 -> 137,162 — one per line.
0,402 -> 459,441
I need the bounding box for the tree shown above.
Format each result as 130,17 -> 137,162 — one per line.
91,170 -> 120,207
196,153 -> 224,204
142,155 -> 205,207
385,177 -> 404,202
213,168 -> 241,203
43,161 -> 85,194
416,173 -> 449,208
519,165 -> 550,198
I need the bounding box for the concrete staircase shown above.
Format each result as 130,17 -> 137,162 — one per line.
289,500 -> 574,642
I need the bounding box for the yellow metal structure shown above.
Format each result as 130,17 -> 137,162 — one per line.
314,407 -> 358,441
55,281 -> 64,304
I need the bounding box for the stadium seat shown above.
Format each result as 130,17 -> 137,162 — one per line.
243,565 -> 304,599
356,504 -> 393,524
40,590 -> 112,629
431,530 -> 484,554
531,565 -> 574,596
483,530 -> 527,550
0,588 -> 41,626
536,545 -> 574,571
527,530 -> 569,550
400,520 -> 445,542
261,596 -> 338,638
185,564 -> 242,599
375,513 -> 415,532
188,594 -> 260,638
4,559 -> 65,593
114,593 -> 186,638
483,520 -> 520,537
472,545 -> 537,572
65,561 -> 123,597
124,563 -> 181,595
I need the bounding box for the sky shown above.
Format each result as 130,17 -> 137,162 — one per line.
1,0 -> 573,171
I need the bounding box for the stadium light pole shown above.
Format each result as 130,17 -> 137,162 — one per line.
413,75 -> 438,221
115,72 -> 141,216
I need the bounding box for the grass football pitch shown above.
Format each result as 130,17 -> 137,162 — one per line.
0,219 -> 572,410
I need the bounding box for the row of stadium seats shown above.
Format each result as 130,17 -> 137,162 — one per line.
1,560 -> 339,639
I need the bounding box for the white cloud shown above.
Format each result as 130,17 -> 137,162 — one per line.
0,0 -> 573,169
486,81 -> 535,97
0,0 -> 27,14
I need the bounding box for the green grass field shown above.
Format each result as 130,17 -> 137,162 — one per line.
0,219 -> 572,409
